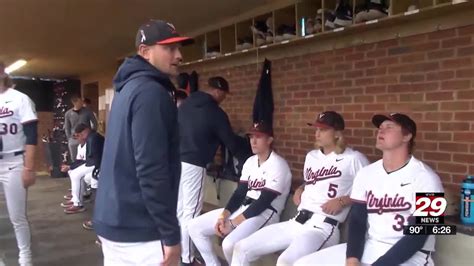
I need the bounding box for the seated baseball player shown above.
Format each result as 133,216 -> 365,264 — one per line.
294,113 -> 444,266
60,123 -> 104,214
232,111 -> 369,265
187,121 -> 292,265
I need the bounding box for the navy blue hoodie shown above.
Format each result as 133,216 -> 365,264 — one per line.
178,91 -> 239,167
93,55 -> 181,246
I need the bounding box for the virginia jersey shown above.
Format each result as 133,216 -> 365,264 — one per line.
0,88 -> 37,154
351,156 -> 444,252
239,151 -> 292,214
299,148 -> 369,222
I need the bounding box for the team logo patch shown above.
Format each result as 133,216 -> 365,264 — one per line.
0,107 -> 14,118
304,166 -> 342,185
366,190 -> 412,214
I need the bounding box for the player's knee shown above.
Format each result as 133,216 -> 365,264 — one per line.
221,238 -> 236,255
276,252 -> 295,266
9,214 -> 28,227
187,218 -> 199,237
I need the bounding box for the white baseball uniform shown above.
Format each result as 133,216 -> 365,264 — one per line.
67,143 -> 93,207
0,88 -> 37,266
188,151 -> 292,266
295,156 -> 444,266
232,148 -> 369,266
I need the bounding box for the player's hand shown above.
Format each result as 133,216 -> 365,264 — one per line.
215,218 -> 226,237
61,164 -> 70,172
321,198 -> 344,215
346,257 -> 361,266
161,244 -> 181,266
219,220 -> 233,237
293,185 -> 304,206
22,168 -> 36,189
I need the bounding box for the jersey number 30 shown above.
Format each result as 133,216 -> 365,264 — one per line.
0,123 -> 18,135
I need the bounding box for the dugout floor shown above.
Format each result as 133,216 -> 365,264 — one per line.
0,175 -> 102,266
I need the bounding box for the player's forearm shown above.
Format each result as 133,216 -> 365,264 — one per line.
24,145 -> 36,170
338,195 -> 351,207
346,203 -> 368,260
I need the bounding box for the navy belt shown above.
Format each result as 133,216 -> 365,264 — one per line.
0,151 -> 24,159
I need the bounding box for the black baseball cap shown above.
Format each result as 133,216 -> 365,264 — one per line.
372,113 -> 417,137
307,111 -> 345,131
135,20 -> 193,48
208,76 -> 230,93
247,121 -> 273,137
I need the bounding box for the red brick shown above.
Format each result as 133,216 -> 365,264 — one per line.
354,95 -> 375,103
335,80 -> 353,88
428,29 -> 456,40
453,154 -> 474,164
425,112 -> 453,121
426,92 -> 455,101
387,83 -> 437,93
345,70 -> 364,79
456,68 -> 474,78
426,71 -> 455,81
401,34 -> 427,45
440,101 -> 471,111
294,91 -> 309,98
355,112 -> 375,120
417,142 -> 438,151
327,89 -> 344,96
356,43 -> 376,52
364,104 -> 386,111
442,37 -> 472,48
345,136 -> 363,145
375,76 -> 398,84
355,60 -> 376,69
363,137 -> 376,146
400,53 -> 426,63
309,90 -> 327,97
345,88 -> 364,95
454,112 -> 474,121
442,58 -> 472,69
345,53 -> 365,62
316,81 -> 335,89
377,94 -> 398,102
377,39 -> 399,48
400,74 -> 425,83
344,120 -> 364,127
366,67 -> 387,76
418,122 -> 439,131
354,129 -> 375,137
400,93 -> 424,102
325,73 -> 344,80
457,90 -> 474,99
441,80 -> 471,91
427,49 -> 455,60
388,46 -> 411,55
316,97 -> 334,104
458,46 -> 474,56
440,122 -> 471,131
453,132 -> 474,142
335,96 -> 352,104
439,142 -> 469,152
356,78 -> 375,86
424,152 -> 452,161
424,132 -> 453,141
367,49 -> 387,58
438,163 -> 468,174
366,86 -> 386,94
295,61 -> 310,69
458,25 -> 474,36
378,57 -> 399,66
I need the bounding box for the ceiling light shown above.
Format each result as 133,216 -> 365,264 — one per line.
5,59 -> 27,74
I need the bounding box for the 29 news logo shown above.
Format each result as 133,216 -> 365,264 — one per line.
413,192 -> 447,224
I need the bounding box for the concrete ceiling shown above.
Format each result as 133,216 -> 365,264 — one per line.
0,0 -> 271,78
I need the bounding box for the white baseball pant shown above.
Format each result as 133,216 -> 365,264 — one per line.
177,162 -> 206,264
98,236 -> 164,266
294,239 -> 434,266
232,214 -> 340,266
0,155 -> 32,266
188,207 -> 278,266
84,171 -> 98,189
68,164 -> 94,206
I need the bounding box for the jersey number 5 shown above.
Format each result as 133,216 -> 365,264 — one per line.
0,123 -> 18,135
327,183 -> 338,198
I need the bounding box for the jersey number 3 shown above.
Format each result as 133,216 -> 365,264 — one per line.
327,183 -> 338,198
0,123 -> 18,135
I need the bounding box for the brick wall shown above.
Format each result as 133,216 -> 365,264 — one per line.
183,25 -> 474,187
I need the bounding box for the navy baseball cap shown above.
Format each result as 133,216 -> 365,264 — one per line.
135,20 -> 193,48
307,111 -> 345,131
372,113 -> 417,137
208,76 -> 230,93
247,121 -> 273,137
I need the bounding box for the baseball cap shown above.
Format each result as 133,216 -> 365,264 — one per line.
208,76 -> 230,93
307,111 -> 345,131
372,113 -> 417,137
247,121 -> 273,137
135,20 -> 193,48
